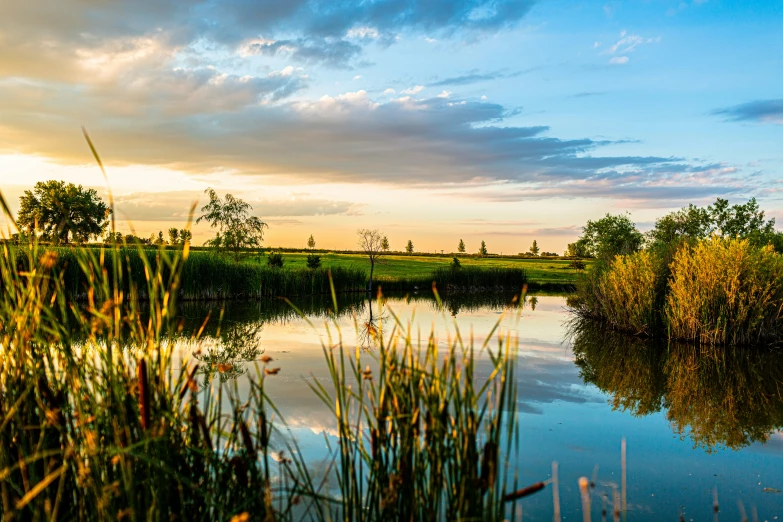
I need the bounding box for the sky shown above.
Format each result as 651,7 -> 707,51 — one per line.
1,0 -> 782,253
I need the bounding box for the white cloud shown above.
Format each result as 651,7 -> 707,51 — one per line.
481,95 -> 488,100
425,37 -> 438,43
382,88 -> 395,96
436,90 -> 451,98
345,26 -> 380,39
603,31 -> 660,55
353,75 -> 362,80
609,56 -> 629,65
593,41 -> 601,48
402,85 -> 424,95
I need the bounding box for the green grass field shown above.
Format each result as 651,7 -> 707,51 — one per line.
256,252 -> 588,285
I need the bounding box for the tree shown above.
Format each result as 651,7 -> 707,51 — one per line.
307,234 -> 316,250
406,240 -> 414,254
154,231 -> 166,246
478,240 -> 488,256
458,239 -> 465,253
357,229 -> 387,295
578,213 -> 643,262
565,239 -> 590,258
179,229 -> 193,245
168,228 -> 179,245
197,188 -> 268,260
529,240 -> 540,256
104,232 -> 123,244
17,180 -> 110,244
381,236 -> 390,252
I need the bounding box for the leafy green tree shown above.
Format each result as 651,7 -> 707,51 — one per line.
579,213 -> 643,261
458,239 -> 465,253
565,239 -> 590,258
478,241 -> 488,256
451,256 -> 461,269
381,236 -> 390,252
197,188 -> 268,260
168,228 -> 179,245
154,231 -> 166,246
103,232 -> 123,244
307,234 -> 316,250
17,180 -> 110,244
406,240 -> 414,254
529,240 -> 540,256
179,229 -> 193,245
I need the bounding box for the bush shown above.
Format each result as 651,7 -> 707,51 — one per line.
666,238 -> 783,344
450,256 -> 461,269
306,253 -> 321,269
595,251 -> 661,335
568,260 -> 586,270
267,252 -> 284,268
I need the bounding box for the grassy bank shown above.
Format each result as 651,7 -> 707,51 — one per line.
572,237 -> 783,345
6,245 -> 576,300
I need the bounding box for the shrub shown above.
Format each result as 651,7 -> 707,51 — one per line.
451,256 -> 461,269
267,251 -> 284,268
306,253 -> 321,269
568,259 -> 586,270
595,251 -> 661,335
665,238 -> 783,344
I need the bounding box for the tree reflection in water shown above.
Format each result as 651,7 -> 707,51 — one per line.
571,319 -> 783,451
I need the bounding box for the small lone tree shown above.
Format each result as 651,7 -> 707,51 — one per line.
307,234 -> 316,250
478,240 -> 488,256
179,229 -> 193,245
17,180 -> 110,244
529,240 -> 540,256
381,236 -> 390,252
458,239 -> 466,253
197,188 -> 268,260
406,240 -> 414,254
357,229 -> 387,295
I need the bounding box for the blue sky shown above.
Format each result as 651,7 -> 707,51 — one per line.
0,0 -> 781,252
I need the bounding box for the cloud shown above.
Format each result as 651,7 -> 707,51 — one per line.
436,90 -> 452,98
401,85 -> 425,95
111,191 -> 361,221
712,99 -> 783,125
0,79 -> 735,204
602,30 -> 660,55
609,56 -> 629,65
428,67 -> 540,87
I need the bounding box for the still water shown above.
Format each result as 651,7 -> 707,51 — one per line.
174,293 -> 783,521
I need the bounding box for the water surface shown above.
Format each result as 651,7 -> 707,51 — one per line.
174,293 -> 783,521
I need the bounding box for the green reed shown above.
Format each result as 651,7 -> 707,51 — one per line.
302,286 -> 523,521
572,237 -> 783,345
376,266 -> 528,294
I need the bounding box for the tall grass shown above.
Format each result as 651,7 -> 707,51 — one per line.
572,237 -> 783,345
305,291 -> 522,521
665,239 -> 783,344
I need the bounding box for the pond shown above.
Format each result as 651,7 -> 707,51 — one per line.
172,292 -> 783,521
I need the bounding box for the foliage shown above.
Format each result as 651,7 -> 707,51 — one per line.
568,259 -> 586,270
17,180 -> 110,244
267,251 -> 284,268
451,256 -> 461,269
478,240 -> 488,256
381,236 -> 390,252
564,239 -> 590,258
528,240 -> 539,256
646,198 -> 781,258
666,238 -> 783,344
197,188 -> 267,260
405,239 -> 414,254
306,253 -> 321,269
458,239 -> 466,253
307,234 -> 316,249
578,213 -> 643,262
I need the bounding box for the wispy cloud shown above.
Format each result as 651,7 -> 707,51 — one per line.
713,99 -> 783,125
428,67 -> 542,87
